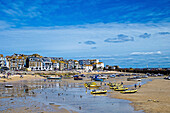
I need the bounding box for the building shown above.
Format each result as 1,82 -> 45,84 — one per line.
79,60 -> 91,65
51,59 -> 59,70
85,65 -> 93,71
41,57 -> 53,71
96,62 -> 104,69
90,59 -> 99,64
74,60 -> 81,69
67,59 -> 75,70
59,61 -> 65,71
0,54 -> 5,67
26,57 -> 42,71
50,57 -> 63,61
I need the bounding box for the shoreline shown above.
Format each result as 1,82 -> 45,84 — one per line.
109,78 -> 170,113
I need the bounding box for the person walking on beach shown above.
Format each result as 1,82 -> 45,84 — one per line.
121,81 -> 123,85
139,83 -> 141,88
134,84 -> 137,89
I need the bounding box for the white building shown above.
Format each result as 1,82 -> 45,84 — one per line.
42,57 -> 53,71
51,59 -> 59,70
85,65 -> 93,71
96,62 -> 104,69
0,54 -> 5,67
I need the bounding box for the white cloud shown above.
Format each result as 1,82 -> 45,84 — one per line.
131,51 -> 162,55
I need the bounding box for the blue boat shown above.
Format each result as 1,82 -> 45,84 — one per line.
94,75 -> 103,81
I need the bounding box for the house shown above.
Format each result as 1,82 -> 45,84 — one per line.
41,57 -> 53,71
26,57 -> 43,71
59,61 -> 65,71
0,54 -> 5,67
96,62 -> 104,69
90,59 -> 99,64
79,60 -> 91,65
95,62 -> 104,70
50,57 -> 63,61
67,59 -> 75,70
51,59 -> 59,70
85,65 -> 93,71
74,60 -> 81,69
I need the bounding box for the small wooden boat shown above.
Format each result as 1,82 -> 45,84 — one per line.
120,89 -> 137,94
91,90 -> 107,94
114,87 -> 128,91
47,76 -> 61,80
5,85 -> 13,88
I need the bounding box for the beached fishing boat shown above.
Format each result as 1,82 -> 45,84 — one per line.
110,85 -> 123,89
91,89 -> 107,94
164,76 -> 170,80
97,75 -> 108,79
84,82 -> 101,88
5,85 -> 13,88
109,75 -> 116,78
127,76 -> 141,81
114,87 -> 128,91
47,76 -> 61,80
94,78 -> 103,81
120,89 -> 137,94
74,75 -> 83,80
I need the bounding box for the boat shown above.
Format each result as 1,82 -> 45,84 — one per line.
74,77 -> 83,80
110,85 -> 123,89
141,75 -> 148,78
94,78 -> 103,81
120,89 -> 137,94
84,82 -> 101,88
109,75 -> 116,78
91,90 -> 107,94
114,87 -> 128,91
164,76 -> 170,80
5,85 -> 13,88
47,76 -> 61,80
98,75 -> 108,79
127,76 -> 141,81
74,75 -> 83,80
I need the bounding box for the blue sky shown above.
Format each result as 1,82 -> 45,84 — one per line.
0,0 -> 170,68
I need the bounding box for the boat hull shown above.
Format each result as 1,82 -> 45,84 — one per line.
120,90 -> 137,94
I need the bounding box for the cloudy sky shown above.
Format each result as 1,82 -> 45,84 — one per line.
0,0 -> 170,68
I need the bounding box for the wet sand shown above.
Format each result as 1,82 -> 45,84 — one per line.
109,78 -> 170,113
3,102 -> 77,113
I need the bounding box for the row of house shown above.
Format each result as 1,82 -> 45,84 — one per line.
0,53 -> 104,71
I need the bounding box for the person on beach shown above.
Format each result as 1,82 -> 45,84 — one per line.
139,83 -> 141,88
134,84 -> 137,89
121,81 -> 123,85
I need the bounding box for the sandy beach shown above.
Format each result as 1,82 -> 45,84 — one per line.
0,72 -> 169,113
109,78 -> 170,113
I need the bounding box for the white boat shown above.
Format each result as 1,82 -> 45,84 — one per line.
47,76 -> 61,80
127,76 -> 141,81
